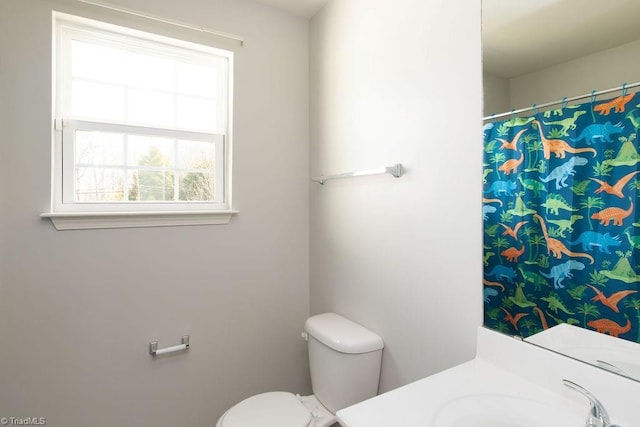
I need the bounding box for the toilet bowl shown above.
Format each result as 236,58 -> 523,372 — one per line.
216,313 -> 384,427
215,392 -> 335,427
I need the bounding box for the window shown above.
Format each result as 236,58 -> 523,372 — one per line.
45,13 -> 235,229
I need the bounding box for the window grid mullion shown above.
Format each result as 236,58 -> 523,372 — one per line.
65,119 -> 219,141
74,163 -> 212,174
123,134 -> 130,201
124,51 -> 131,124
172,139 -> 179,202
172,59 -> 180,202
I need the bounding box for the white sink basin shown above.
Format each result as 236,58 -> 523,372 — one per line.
431,393 -> 578,427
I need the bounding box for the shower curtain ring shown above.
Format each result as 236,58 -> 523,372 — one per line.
532,103 -> 539,115
622,83 -> 628,96
561,97 -> 568,108
590,90 -> 597,104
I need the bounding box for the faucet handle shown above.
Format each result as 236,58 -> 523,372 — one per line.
562,379 -> 612,427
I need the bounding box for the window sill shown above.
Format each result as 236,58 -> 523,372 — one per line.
40,210 -> 238,230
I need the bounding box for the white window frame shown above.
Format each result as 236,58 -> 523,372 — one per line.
43,12 -> 236,230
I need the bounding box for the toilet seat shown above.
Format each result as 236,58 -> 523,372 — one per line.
217,392 -> 312,427
216,392 -> 336,427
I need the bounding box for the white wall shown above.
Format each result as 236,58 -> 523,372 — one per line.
0,1 -> 310,426
510,40 -> 640,110
309,0 -> 483,393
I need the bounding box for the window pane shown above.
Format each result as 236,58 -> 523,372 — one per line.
177,96 -> 217,132
128,88 -> 175,128
127,51 -> 174,92
56,14 -> 232,213
75,167 -> 125,202
127,135 -> 175,167
177,62 -> 216,97
71,40 -> 126,84
179,172 -> 214,201
71,80 -> 125,121
75,130 -> 124,166
128,170 -> 175,201
177,139 -> 215,169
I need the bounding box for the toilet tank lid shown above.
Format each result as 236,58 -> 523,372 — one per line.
305,313 -> 384,354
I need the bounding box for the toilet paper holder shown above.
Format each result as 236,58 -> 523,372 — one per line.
149,335 -> 190,356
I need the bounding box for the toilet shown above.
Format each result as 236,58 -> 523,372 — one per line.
216,312 -> 384,427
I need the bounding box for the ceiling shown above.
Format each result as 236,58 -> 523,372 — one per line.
252,0 -> 328,18
254,0 -> 640,80
483,0 -> 640,79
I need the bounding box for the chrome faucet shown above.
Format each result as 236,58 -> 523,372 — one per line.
562,379 -> 621,427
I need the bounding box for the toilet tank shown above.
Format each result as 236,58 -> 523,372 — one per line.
304,313 -> 384,414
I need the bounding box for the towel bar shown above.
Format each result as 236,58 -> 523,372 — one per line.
312,163 -> 404,185
150,335 -> 190,356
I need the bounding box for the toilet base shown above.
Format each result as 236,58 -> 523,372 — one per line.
297,394 -> 337,427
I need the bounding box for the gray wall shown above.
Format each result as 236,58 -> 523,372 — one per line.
483,73 -> 510,117
0,0 -> 310,426
510,39 -> 640,109
1,0 -> 487,424
483,40 -> 640,114
309,0 -> 483,393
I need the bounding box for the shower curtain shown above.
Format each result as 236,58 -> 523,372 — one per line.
483,91 -> 640,344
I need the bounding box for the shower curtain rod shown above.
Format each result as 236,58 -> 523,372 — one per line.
483,81 -> 640,121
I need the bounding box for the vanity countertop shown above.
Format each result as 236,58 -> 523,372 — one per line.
336,327 -> 640,427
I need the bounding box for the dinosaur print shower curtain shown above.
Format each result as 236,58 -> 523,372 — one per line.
483,91 -> 640,344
